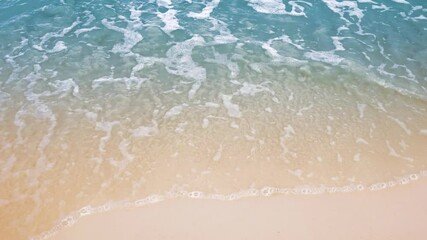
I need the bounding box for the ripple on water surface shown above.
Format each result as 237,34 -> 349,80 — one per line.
0,0 -> 427,239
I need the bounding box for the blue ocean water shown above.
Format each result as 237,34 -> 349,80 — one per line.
0,0 -> 426,98
0,1 -> 427,239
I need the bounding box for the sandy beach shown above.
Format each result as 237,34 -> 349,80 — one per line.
1,1 -> 427,240
52,178 -> 427,240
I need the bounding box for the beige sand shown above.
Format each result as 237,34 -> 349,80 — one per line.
52,178 -> 427,240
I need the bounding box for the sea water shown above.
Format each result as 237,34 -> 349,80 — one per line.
0,0 -> 426,239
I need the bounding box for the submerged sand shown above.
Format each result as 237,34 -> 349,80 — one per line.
51,178 -> 427,240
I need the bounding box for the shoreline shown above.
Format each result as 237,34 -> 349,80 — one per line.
46,174 -> 427,240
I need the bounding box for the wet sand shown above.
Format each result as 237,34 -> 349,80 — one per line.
52,178 -> 427,240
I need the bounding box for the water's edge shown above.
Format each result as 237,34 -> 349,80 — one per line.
34,169 -> 427,240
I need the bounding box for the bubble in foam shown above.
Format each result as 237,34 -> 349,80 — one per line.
228,193 -> 237,200
97,203 -> 111,213
261,187 -> 274,196
378,182 -> 387,190
326,187 -> 338,193
410,174 -> 419,181
339,185 -> 352,193
300,187 -> 313,195
249,188 -> 259,196
277,188 -> 291,194
239,189 -> 258,197
398,177 -> 410,185
32,173 -> 427,240
188,191 -> 204,199
147,195 -> 164,203
387,181 -> 396,188
369,183 -> 382,191
60,216 -> 76,228
209,194 -> 227,201
134,199 -> 147,207
356,184 -> 365,191
79,206 -> 93,216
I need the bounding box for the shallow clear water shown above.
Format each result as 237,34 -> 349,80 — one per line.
0,0 -> 427,239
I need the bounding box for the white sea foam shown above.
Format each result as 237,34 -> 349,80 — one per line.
129,6 -> 142,21
212,145 -> 223,161
280,125 -> 297,160
49,79 -> 80,98
156,0 -> 172,8
237,82 -> 275,96
101,19 -> 143,54
74,27 -> 100,37
4,2 -> 427,239
391,0 -> 410,4
187,0 -> 221,19
331,36 -> 347,51
164,35 -> 206,99
283,125 -> 296,138
230,121 -> 239,128
205,102 -> 220,108
278,35 -> 304,50
222,94 -> 242,118
262,35 -> 304,58
202,118 -> 210,128
322,0 -> 364,22
92,68 -> 148,90
82,10 -> 96,26
356,138 -> 369,145
4,53 -> 24,84
132,121 -> 159,137
108,138 -> 135,170
157,9 -> 182,34
213,34 -> 238,44
371,4 -> 390,11
209,18 -> 239,45
386,141 -> 414,162
95,121 -> 119,152
32,171 -> 427,240
262,42 -> 281,58
357,102 -> 366,119
304,51 -> 344,65
388,116 -> 412,135
175,121 -> 189,133
33,19 -> 81,51
413,15 -> 427,21
49,41 -> 67,53
204,52 -> 240,78
164,104 -> 188,119
247,0 -> 307,16
97,76 -> 146,89
262,37 -> 307,65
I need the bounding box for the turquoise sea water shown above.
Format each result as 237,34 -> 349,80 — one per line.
1,0 -> 426,98
0,1 -> 427,239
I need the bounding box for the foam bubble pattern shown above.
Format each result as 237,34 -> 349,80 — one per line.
31,171 -> 426,240
1,1 -> 427,239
